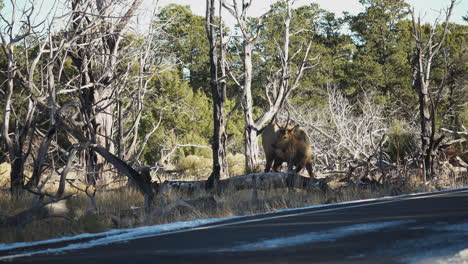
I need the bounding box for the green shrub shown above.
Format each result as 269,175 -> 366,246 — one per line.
177,155 -> 212,178
386,120 -> 418,163
227,153 -> 245,176
177,154 -> 246,178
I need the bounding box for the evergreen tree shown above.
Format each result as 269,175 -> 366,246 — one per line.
158,4 -> 211,93
347,0 -> 414,107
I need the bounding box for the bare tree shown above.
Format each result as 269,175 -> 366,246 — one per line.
410,0 -> 455,181
116,14 -> 169,165
0,1 -> 107,215
205,0 -> 229,188
65,0 -> 144,185
288,85 -> 391,179
222,0 -> 317,172
0,1 -> 53,195
0,0 -> 162,210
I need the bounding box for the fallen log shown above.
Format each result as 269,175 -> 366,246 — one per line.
0,197 -> 72,228
157,172 -> 332,194
57,112 -> 155,209
92,146 -> 155,209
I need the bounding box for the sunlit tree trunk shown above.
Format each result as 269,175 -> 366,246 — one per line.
206,0 -> 229,188
410,0 -> 455,181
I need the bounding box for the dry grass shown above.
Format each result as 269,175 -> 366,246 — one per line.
0,167 -> 466,245
0,163 -> 10,189
175,153 -> 246,180
177,155 -> 212,180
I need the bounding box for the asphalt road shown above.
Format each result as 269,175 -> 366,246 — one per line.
2,188 -> 468,264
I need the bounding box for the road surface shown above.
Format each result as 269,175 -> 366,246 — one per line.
1,188 -> 468,263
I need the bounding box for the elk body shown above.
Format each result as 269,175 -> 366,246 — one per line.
261,122 -> 314,178
262,122 -> 290,173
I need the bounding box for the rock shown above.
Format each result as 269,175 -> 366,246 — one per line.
44,199 -> 69,217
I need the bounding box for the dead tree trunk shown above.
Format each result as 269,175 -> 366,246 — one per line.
410,0 -> 455,180
205,0 -> 229,188
0,3 -> 45,196
242,41 -> 260,173
221,0 -> 262,173
69,0 -> 144,185
159,172 -> 329,195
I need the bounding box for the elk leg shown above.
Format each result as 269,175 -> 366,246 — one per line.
273,159 -> 283,172
285,158 -> 296,190
287,157 -> 294,172
305,162 -> 314,178
264,157 -> 273,173
295,165 -> 304,174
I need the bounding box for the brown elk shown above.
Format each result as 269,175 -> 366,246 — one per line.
274,125 -> 314,177
262,122 -> 289,173
261,122 -> 314,178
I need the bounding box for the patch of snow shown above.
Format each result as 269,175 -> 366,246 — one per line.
442,248 -> 468,264
460,248 -> 468,258
408,247 -> 468,264
0,218 -> 241,261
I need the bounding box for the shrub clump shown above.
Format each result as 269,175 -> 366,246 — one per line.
227,153 -> 245,176
177,154 -> 246,178
0,163 -> 11,188
386,120 -> 418,163
177,155 -> 212,178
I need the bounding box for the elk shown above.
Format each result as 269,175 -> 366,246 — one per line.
262,122 -> 289,173
274,124 -> 314,177
262,122 -> 314,178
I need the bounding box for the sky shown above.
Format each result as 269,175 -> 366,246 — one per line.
146,0 -> 467,24
0,0 -> 466,33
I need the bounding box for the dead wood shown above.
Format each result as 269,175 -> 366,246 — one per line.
91,146 -> 155,209
0,196 -> 72,229
57,114 -> 155,209
158,172 -> 331,194
150,196 -> 217,221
